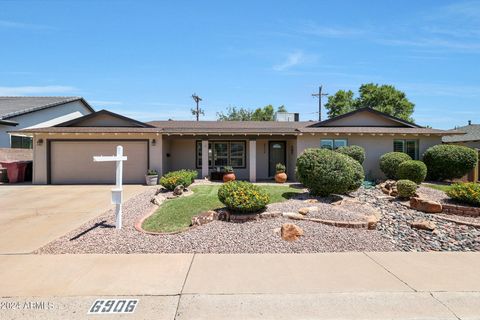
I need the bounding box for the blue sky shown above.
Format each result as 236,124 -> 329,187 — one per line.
0,0 -> 479,128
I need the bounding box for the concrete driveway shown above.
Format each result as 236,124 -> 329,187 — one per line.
0,184 -> 149,254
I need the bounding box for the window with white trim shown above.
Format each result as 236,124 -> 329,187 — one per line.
196,141 -> 246,168
394,139 -> 419,159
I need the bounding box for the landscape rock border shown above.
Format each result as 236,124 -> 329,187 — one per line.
135,188 -> 196,235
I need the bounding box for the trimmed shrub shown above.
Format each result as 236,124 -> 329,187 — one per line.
397,160 -> 427,184
446,183 -> 480,207
397,179 -> 418,198
335,145 -> 366,164
423,145 -> 478,181
218,181 -> 270,213
159,169 -> 198,191
296,148 -> 365,196
379,152 -> 412,180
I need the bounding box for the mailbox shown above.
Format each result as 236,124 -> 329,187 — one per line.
111,188 -> 123,205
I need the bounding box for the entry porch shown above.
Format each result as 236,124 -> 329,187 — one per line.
162,135 -> 297,182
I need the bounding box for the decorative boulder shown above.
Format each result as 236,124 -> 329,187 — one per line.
173,185 -> 184,196
410,197 -> 443,213
191,210 -> 219,226
281,223 -> 304,241
410,220 -> 436,231
282,212 -> 305,220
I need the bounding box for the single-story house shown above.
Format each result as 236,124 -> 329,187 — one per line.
0,97 -> 94,148
442,120 -> 479,182
15,107 -> 461,184
443,121 -> 480,149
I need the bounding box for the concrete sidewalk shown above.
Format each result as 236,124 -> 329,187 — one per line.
1,252 -> 480,319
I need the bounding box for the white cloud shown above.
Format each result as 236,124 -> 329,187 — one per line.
273,51 -> 310,71
0,85 -> 77,95
300,23 -> 365,38
0,19 -> 51,30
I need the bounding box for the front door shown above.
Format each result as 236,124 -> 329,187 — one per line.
269,141 -> 286,177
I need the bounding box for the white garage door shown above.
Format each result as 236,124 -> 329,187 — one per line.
50,140 -> 148,184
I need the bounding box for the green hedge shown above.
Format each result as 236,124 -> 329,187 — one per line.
397,160 -> 427,184
397,179 -> 418,198
159,169 -> 198,191
335,145 -> 366,164
446,183 -> 480,207
423,145 -> 478,181
218,181 -> 270,213
296,148 -> 365,196
379,152 -> 412,180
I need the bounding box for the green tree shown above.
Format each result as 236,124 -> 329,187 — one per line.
324,90 -> 355,118
216,107 -> 253,121
217,105 -> 287,121
324,83 -> 415,122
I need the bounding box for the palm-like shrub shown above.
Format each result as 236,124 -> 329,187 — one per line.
296,148 -> 365,196
397,179 -> 418,198
446,183 -> 480,207
379,152 -> 412,180
218,181 -> 270,213
335,145 -> 366,164
159,169 -> 198,191
423,145 -> 478,181
397,160 -> 427,184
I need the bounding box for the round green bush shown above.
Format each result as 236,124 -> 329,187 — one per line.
446,183 -> 480,207
296,148 -> 365,196
423,145 -> 478,181
397,179 -> 418,198
397,160 -> 427,184
159,169 -> 198,191
217,181 -> 270,213
335,145 -> 366,164
379,152 -> 412,180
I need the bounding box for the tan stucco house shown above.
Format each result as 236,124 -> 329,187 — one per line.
16,107 -> 459,184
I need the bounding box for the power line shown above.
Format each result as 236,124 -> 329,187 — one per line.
311,85 -> 328,121
191,93 -> 204,121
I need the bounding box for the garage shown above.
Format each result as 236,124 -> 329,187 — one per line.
49,140 -> 148,184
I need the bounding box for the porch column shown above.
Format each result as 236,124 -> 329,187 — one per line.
249,140 -> 256,182
201,140 -> 209,179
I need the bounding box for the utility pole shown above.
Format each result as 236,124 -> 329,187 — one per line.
191,93 -> 204,121
311,85 -> 328,121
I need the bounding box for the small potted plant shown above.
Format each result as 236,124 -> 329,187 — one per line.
145,169 -> 159,186
223,166 -> 236,182
275,163 -> 287,183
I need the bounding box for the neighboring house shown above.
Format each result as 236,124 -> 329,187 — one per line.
0,97 -> 94,148
443,121 -> 480,182
443,121 -> 480,149
16,107 -> 461,184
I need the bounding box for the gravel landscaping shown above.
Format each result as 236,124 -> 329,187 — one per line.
36,184 -> 480,254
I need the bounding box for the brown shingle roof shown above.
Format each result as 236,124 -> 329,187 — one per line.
147,120 -> 309,134
17,127 -> 162,134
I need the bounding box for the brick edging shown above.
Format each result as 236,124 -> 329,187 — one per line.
134,191 -> 196,235
442,203 -> 480,217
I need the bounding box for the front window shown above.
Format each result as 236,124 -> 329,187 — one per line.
196,141 -> 246,168
320,139 -> 347,150
394,139 -> 418,159
11,135 -> 33,149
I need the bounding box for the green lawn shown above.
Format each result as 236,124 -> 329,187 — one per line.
142,184 -> 304,233
422,183 -> 452,193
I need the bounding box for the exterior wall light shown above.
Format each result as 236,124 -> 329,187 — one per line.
151,139 -> 156,146
37,138 -> 44,146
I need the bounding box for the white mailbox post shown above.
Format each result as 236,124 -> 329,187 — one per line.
93,145 -> 128,229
